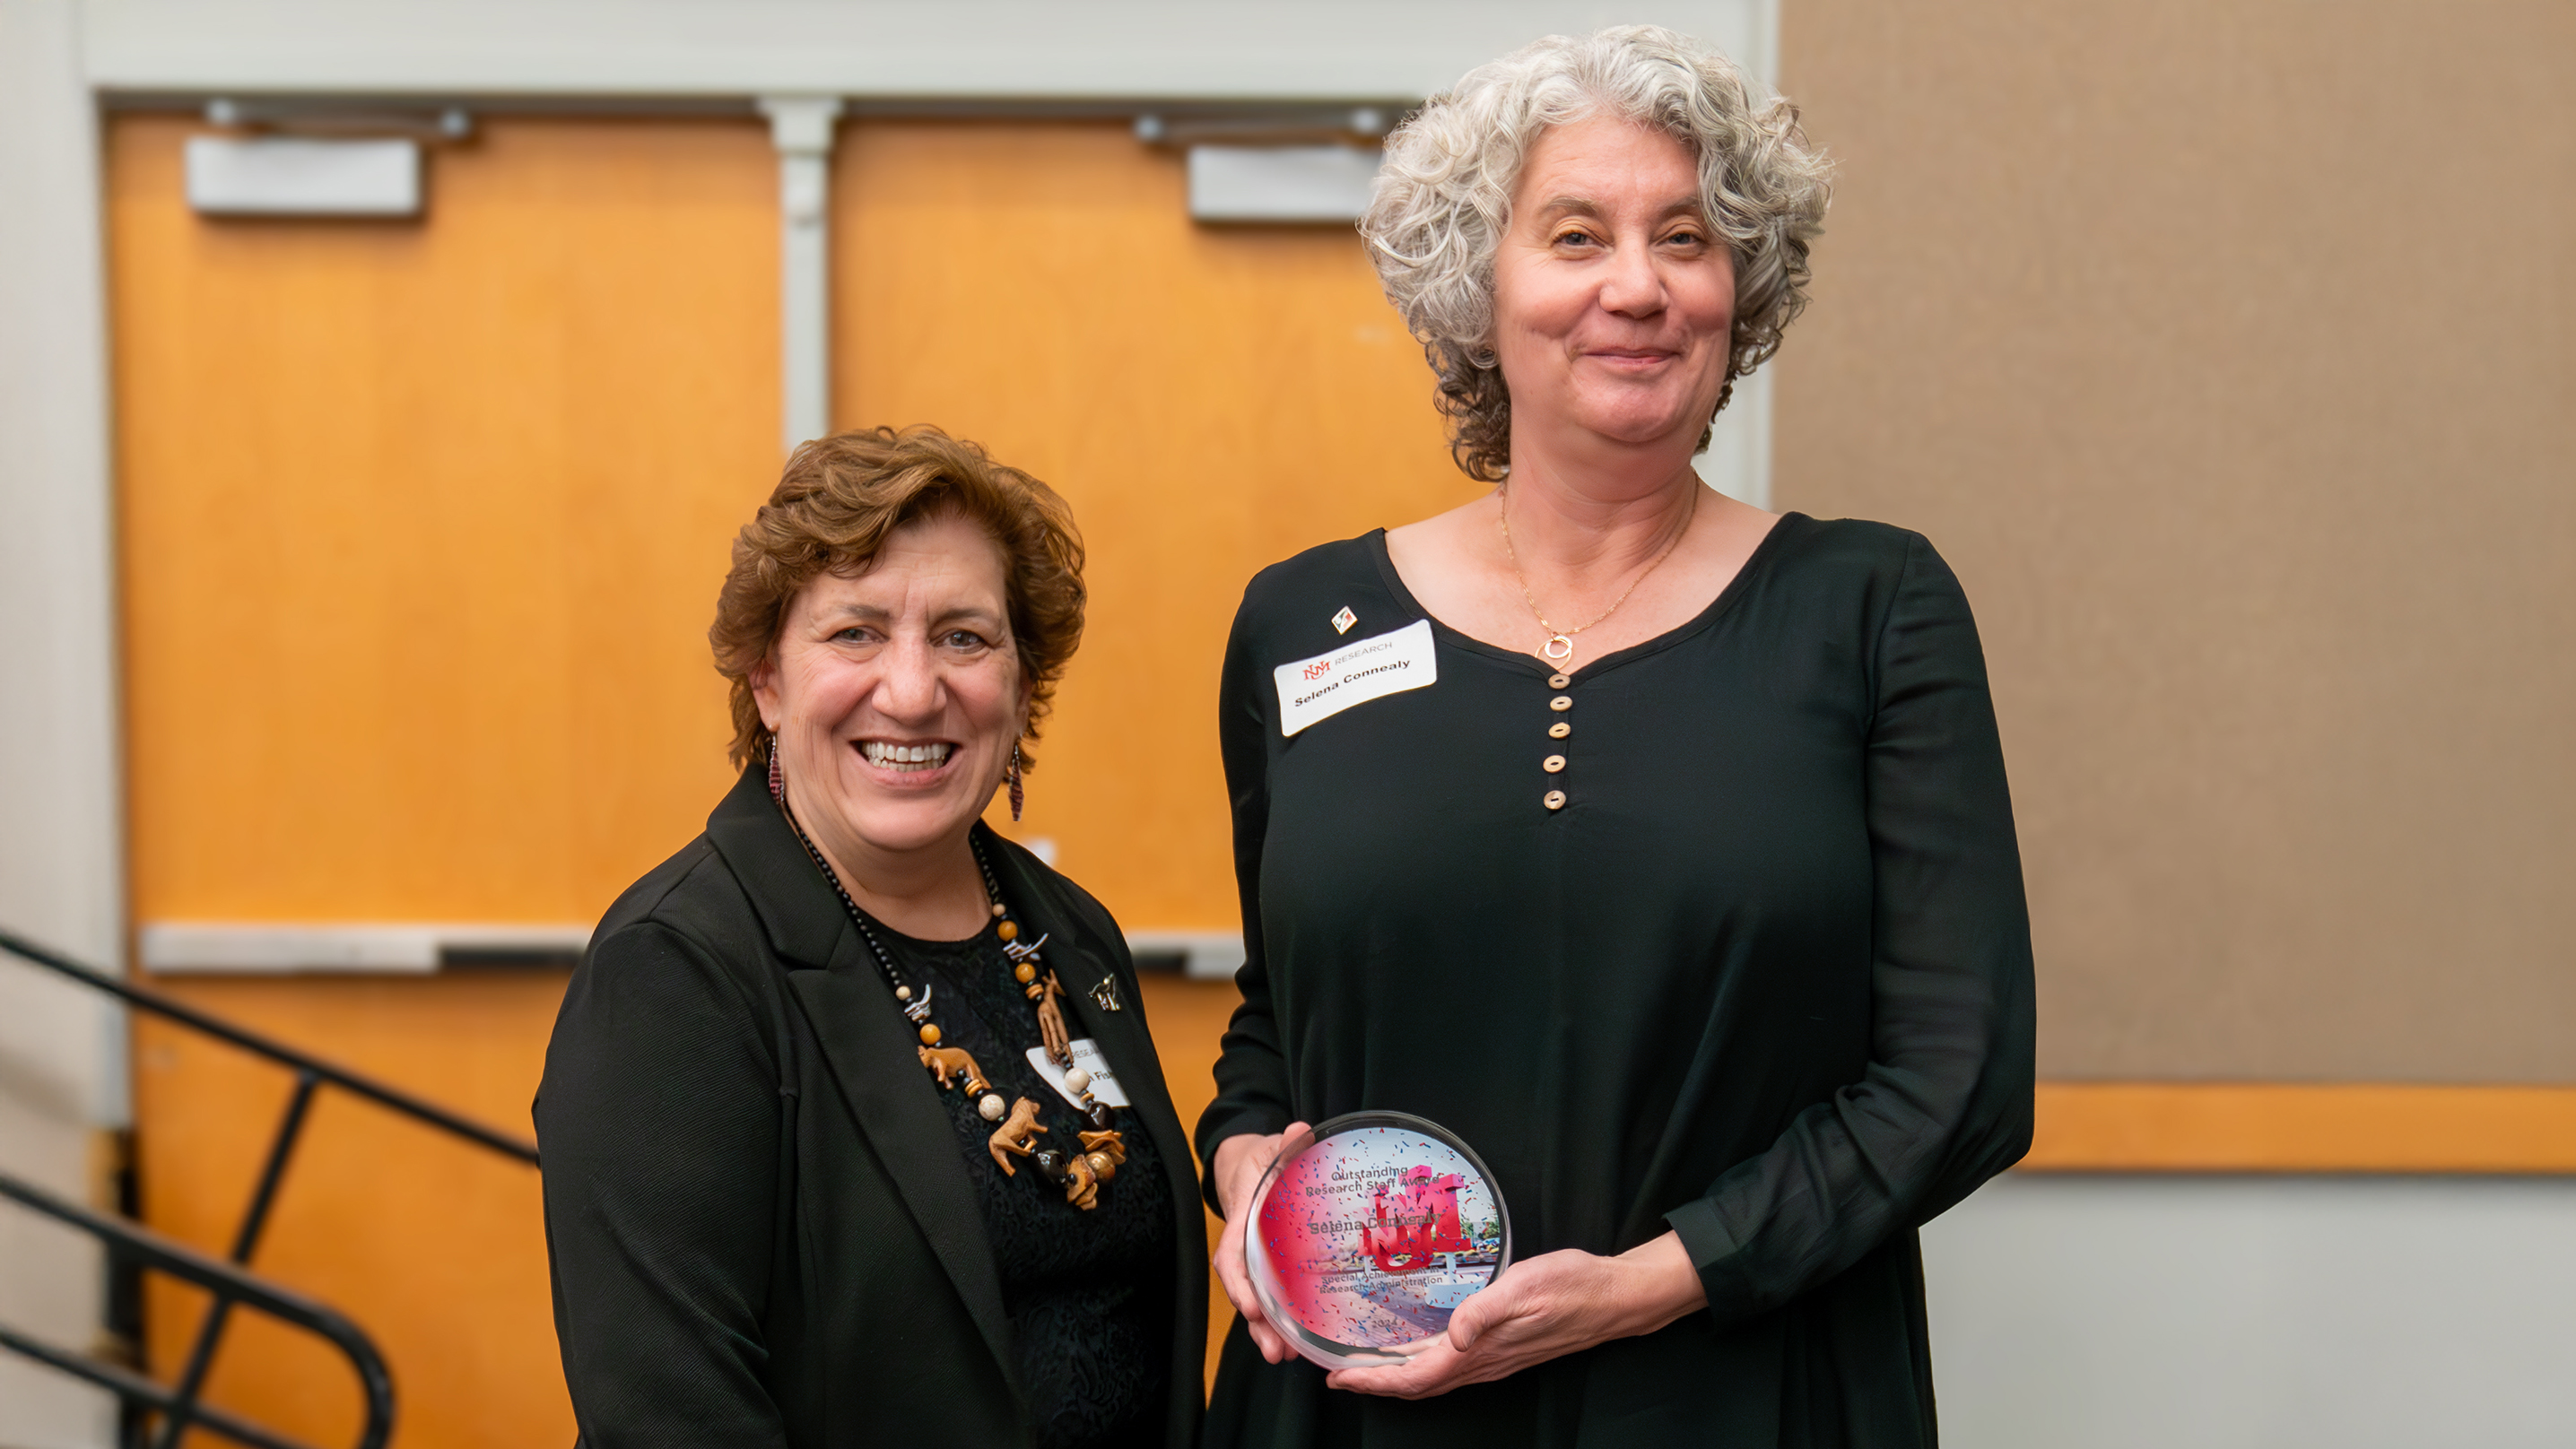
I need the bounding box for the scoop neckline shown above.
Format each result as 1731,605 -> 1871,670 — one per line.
866,913 -> 1002,953
1363,509 -> 1806,681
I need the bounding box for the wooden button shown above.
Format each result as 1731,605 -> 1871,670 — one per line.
1547,673 -> 1571,690
1543,754 -> 1566,773
1542,790 -> 1567,811
1548,722 -> 1571,739
1549,695 -> 1572,712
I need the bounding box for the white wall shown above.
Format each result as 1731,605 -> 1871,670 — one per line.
1925,1175 -> 2576,1449
78,0 -> 1771,101
0,0 -> 125,1440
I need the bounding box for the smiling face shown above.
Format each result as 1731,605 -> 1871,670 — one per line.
1491,112 -> 1737,462
751,508 -> 1031,869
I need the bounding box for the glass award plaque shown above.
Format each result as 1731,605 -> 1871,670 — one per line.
1244,1111 -> 1511,1369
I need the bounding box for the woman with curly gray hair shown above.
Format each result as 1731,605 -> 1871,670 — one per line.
1195,27 -> 2034,1448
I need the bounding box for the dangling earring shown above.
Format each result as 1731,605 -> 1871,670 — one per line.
1007,742 -> 1024,823
767,732 -> 785,804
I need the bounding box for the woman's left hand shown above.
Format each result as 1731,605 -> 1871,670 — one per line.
1324,1231 -> 1708,1401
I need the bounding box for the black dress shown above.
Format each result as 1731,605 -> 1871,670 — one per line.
878,921 -> 1176,1449
1194,515 -> 2035,1448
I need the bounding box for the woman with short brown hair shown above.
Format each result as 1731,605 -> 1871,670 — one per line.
539,425 -> 1205,1449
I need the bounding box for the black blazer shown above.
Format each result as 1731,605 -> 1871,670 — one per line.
535,766 -> 1207,1448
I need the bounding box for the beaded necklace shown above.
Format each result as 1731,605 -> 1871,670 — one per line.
774,768 -> 1127,1210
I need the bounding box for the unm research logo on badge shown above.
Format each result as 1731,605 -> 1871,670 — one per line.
1272,619 -> 1438,736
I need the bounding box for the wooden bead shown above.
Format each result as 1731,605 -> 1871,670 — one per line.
991,902 -> 1007,917
997,920 -> 1018,941
1085,1103 -> 1116,1131
1014,962 -> 1036,984
893,985 -> 912,1001
1065,1067 -> 1092,1095
918,1023 -> 942,1045
1083,1151 -> 1118,1183
979,1094 -> 1005,1121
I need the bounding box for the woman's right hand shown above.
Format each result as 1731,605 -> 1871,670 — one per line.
1211,1122 -> 1307,1365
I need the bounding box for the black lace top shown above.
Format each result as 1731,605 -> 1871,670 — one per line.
876,918 -> 1176,1449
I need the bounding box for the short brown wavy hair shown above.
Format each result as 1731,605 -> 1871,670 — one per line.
710,426 -> 1086,771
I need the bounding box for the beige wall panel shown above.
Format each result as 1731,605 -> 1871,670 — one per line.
1776,1 -> 2576,1080
831,119 -> 1479,930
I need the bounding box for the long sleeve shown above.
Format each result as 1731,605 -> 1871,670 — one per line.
1663,533 -> 2038,1324
1192,586 -> 1297,1210
535,921 -> 790,1446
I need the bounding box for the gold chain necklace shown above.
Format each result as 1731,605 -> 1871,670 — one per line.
1498,484 -> 1699,668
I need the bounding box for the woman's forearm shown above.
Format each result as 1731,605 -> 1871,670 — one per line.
1327,1230 -> 1710,1399
1599,1231 -> 1710,1339
1447,1231 -> 1709,1354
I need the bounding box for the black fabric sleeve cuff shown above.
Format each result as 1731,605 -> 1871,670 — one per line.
1664,1195 -> 1754,1328
1193,1103 -> 1293,1216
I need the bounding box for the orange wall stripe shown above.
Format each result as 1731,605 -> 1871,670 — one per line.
2024,1083 -> 2576,1174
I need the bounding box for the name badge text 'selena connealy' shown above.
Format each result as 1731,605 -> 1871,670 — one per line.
1271,619 -> 1438,737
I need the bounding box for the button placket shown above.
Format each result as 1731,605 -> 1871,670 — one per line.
1542,672 -> 1571,811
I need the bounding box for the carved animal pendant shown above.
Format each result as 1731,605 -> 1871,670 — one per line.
1026,970 -> 1072,1065
917,1044 -> 988,1096
987,1097 -> 1048,1175
1064,1153 -> 1102,1210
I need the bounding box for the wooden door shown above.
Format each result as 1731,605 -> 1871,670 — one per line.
113,111 -> 777,1447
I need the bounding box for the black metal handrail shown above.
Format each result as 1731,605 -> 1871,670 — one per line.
0,926 -> 539,1164
0,924 -> 544,1449
0,1170 -> 393,1449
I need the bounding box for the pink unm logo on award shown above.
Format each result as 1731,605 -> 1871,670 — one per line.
1365,1167 -> 1468,1271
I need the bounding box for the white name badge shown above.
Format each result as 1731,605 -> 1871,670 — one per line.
1027,1037 -> 1132,1110
1273,618 -> 1438,736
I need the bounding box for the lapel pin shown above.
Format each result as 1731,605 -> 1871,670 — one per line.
1091,978 -> 1123,1012
1332,606 -> 1357,635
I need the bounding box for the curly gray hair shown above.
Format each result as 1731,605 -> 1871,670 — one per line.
1361,26 -> 1832,482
